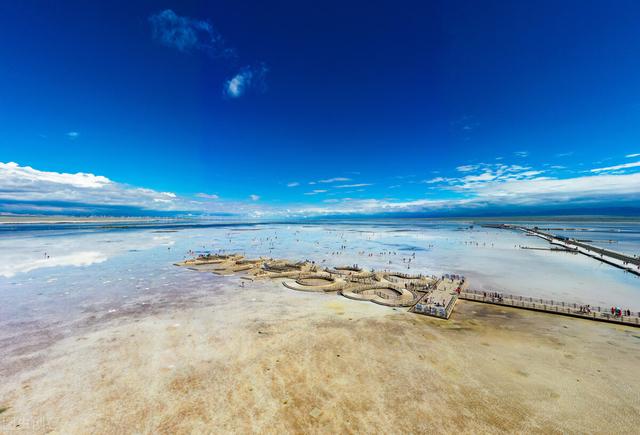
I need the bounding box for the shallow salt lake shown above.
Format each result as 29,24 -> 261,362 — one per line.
1,220 -> 639,334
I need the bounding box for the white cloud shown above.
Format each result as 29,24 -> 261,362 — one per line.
625,153 -> 640,158
335,183 -> 372,188
514,151 -> 529,157
287,182 -> 300,187
425,164 -> 542,190
460,171 -> 496,183
150,9 -> 268,101
318,177 -> 350,183
224,64 -> 268,99
225,74 -> 245,98
66,131 -> 79,139
0,163 -> 289,218
196,193 -> 219,200
423,177 -> 446,184
469,172 -> 640,204
5,158 -> 639,219
304,189 -> 328,195
284,171 -> 640,216
1,162 -> 110,189
0,162 -> 183,211
456,165 -> 477,172
149,9 -> 235,57
590,161 -> 640,173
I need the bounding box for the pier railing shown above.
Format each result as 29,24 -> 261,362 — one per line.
444,293 -> 458,318
460,290 -> 640,326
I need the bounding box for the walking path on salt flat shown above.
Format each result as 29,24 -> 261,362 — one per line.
460,289 -> 640,327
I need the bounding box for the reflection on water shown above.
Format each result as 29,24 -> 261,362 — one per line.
1,251 -> 107,278
0,221 -> 638,335
0,230 -> 175,277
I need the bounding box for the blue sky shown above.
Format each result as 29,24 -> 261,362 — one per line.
1,0 -> 640,217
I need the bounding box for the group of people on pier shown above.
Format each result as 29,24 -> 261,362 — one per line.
611,307 -> 634,317
483,291 -> 504,302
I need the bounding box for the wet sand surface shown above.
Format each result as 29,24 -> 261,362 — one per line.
1,278 -> 639,434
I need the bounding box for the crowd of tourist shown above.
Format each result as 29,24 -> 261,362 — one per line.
610,307 -> 634,317
483,291 -> 504,302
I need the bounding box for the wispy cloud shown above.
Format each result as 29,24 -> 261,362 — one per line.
6,157 -> 639,219
287,182 -> 300,187
318,177 -> 350,183
425,164 -> 544,191
590,161 -> 640,173
304,189 -> 328,195
149,9 -> 234,58
456,165 -> 478,172
224,64 -> 268,99
626,153 -> 640,158
514,151 -> 529,158
196,193 -> 219,200
66,131 -> 79,139
150,9 -> 267,99
466,172 -> 640,204
452,115 -> 480,132
295,159 -> 639,215
423,177 -> 446,184
286,171 -> 640,217
335,183 -> 372,188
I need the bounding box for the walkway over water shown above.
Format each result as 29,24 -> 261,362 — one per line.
485,224 -> 640,276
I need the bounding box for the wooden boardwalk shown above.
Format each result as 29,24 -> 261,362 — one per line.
460,289 -> 640,327
485,224 -> 640,276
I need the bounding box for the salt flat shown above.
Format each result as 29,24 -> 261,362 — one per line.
2,278 -> 639,433
1,221 -> 639,433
